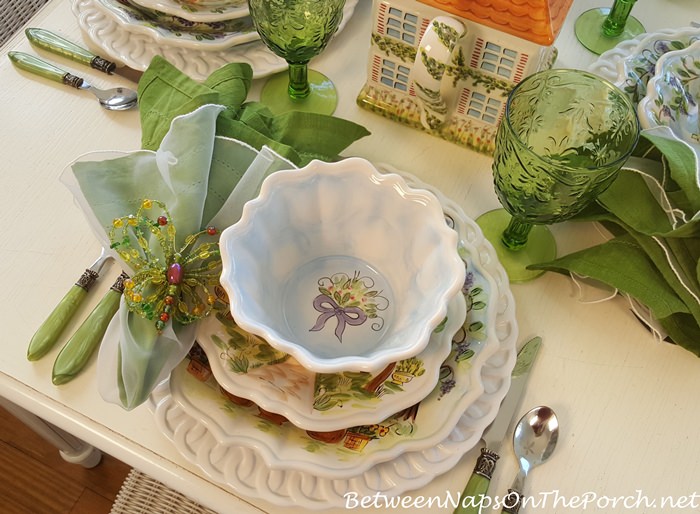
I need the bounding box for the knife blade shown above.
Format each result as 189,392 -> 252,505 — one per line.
25,28 -> 142,83
453,336 -> 542,514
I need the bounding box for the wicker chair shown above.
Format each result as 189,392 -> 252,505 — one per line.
0,0 -> 50,47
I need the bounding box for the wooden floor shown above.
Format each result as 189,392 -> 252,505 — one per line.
0,405 -> 131,514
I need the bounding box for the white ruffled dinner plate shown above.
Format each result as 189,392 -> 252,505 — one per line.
196,289 -> 466,432
94,0 -> 258,51
148,168 -> 518,507
71,0 -> 358,80
589,26 -> 700,105
130,0 -> 248,23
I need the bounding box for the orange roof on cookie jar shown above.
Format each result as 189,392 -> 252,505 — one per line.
418,0 -> 573,45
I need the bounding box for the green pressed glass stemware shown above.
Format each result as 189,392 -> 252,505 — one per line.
477,69 -> 640,282
575,0 -> 645,55
247,0 -> 346,115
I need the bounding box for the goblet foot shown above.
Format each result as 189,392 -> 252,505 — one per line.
260,69 -> 338,115
575,8 -> 645,55
476,209 -> 556,283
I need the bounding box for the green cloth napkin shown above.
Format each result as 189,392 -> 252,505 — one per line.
530,127 -> 700,356
137,56 -> 370,165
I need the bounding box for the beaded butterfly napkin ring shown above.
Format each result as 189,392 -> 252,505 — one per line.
109,199 -> 221,332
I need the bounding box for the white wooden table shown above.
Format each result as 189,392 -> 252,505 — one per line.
1,1 -> 699,512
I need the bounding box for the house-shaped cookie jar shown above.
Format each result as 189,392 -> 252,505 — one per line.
356,0 -> 574,154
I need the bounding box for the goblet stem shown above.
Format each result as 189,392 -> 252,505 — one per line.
288,62 -> 311,99
601,0 -> 636,37
501,217 -> 533,251
476,209 -> 556,283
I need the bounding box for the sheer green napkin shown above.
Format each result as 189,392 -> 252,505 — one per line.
62,105 -> 306,408
530,127 -> 700,356
138,56 -> 370,166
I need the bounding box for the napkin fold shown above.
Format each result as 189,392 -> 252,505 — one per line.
138,56 -> 370,166
530,127 -> 700,356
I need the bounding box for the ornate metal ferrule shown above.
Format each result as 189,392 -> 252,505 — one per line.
502,489 -> 523,514
75,269 -> 99,291
474,447 -> 500,479
111,271 -> 130,294
91,56 -> 116,74
62,73 -> 83,89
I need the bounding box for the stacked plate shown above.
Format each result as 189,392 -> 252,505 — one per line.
590,26 -> 700,149
589,25 -> 700,106
69,0 -> 359,79
637,40 -> 700,158
149,164 -> 519,509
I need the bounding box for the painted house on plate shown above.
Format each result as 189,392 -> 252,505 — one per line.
356,0 -> 574,154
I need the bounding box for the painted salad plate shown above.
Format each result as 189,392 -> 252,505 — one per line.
589,26 -> 700,105
94,0 -> 258,50
71,0 -> 358,80
149,169 -> 518,507
129,0 -> 249,23
638,41 -> 700,157
196,288 -> 466,431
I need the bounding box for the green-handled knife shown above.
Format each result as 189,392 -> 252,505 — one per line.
52,271 -> 128,385
24,28 -> 143,83
25,28 -> 117,74
453,336 -> 542,514
27,250 -> 111,361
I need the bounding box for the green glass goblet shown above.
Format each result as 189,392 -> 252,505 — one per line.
575,0 -> 645,55
477,69 -> 639,282
248,0 -> 346,115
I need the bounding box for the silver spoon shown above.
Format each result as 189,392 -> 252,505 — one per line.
501,406 -> 559,514
8,51 -> 138,111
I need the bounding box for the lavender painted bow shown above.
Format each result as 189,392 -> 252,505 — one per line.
309,294 -> 367,342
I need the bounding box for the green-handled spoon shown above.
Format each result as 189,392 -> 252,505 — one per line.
8,51 -> 137,111
502,406 -> 559,514
52,272 -> 128,385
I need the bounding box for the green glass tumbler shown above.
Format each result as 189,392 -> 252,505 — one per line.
478,69 -> 640,282
248,0 -> 346,115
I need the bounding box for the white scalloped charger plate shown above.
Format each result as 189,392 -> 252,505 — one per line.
71,0 -> 358,80
130,0 -> 249,23
148,168 -> 518,508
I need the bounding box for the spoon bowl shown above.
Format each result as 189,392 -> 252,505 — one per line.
503,406 -> 559,513
79,82 -> 138,111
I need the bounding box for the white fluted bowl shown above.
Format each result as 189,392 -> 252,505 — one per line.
219,157 -> 465,374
